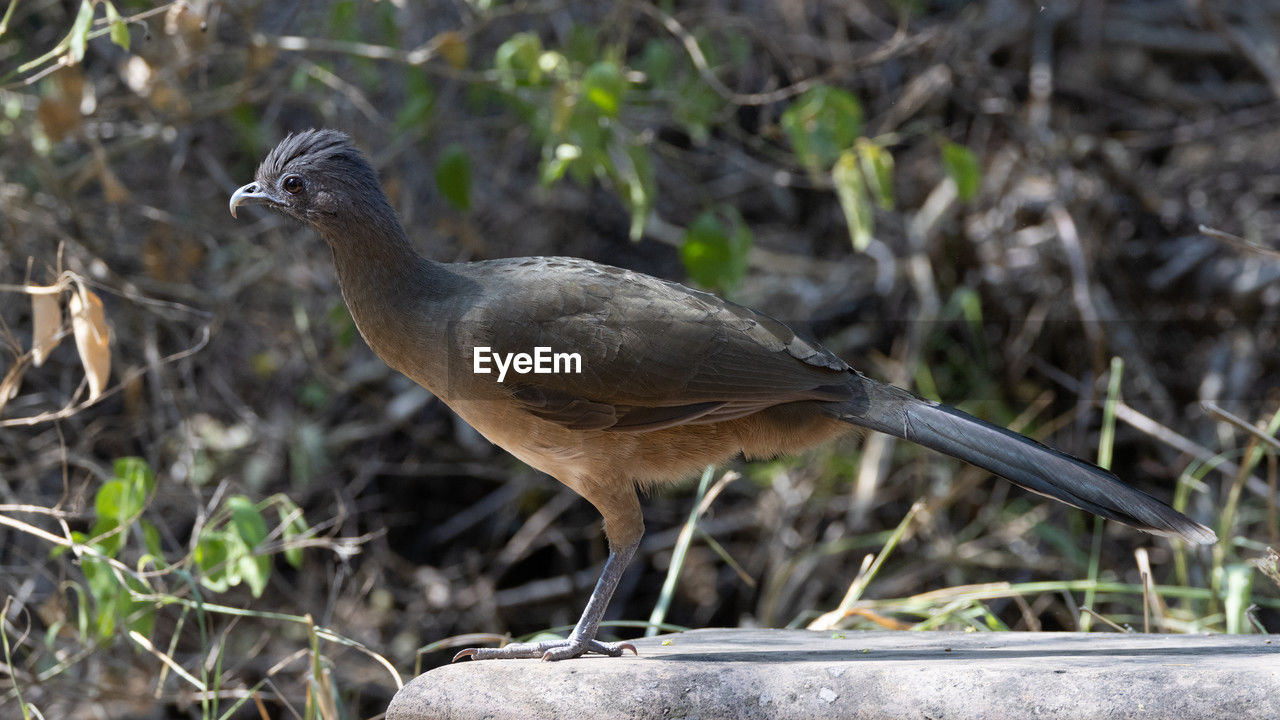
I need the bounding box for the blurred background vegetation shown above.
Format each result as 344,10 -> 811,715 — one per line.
2,0 -> 1279,717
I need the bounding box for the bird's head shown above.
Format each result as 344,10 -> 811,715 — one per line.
229,129 -> 391,232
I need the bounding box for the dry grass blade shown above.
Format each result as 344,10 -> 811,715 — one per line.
128,630 -> 207,692
808,500 -> 924,631
68,285 -> 110,401
1080,607 -> 1130,633
1135,548 -> 1167,633
646,465 -> 718,637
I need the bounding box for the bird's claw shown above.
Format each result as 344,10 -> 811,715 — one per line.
452,638 -> 638,662
541,639 -> 637,661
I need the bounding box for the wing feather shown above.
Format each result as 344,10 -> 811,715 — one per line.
450,257 -> 853,431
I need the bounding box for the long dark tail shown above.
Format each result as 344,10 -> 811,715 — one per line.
834,375 -> 1216,545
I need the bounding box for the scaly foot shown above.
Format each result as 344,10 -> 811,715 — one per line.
453,636 -> 638,662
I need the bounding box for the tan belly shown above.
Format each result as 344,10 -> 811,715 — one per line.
442,393 -> 855,491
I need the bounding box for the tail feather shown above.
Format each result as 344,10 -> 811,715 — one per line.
839,377 -> 1216,545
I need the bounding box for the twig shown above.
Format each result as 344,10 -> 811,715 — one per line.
1202,401 -> 1280,453
256,33 -> 495,83
298,59 -> 387,128
0,324 -> 209,427
1049,203 -> 1105,373
1196,0 -> 1280,101
1199,224 -> 1280,261
636,2 -> 927,106
1080,606 -> 1130,633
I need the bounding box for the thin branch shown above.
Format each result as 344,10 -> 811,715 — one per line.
1202,401 -> 1280,453
636,2 -> 928,106
1199,224 -> 1280,261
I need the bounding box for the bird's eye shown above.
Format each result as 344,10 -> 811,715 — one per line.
282,175 -> 304,194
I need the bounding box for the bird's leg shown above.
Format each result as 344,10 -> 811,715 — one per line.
453,538 -> 640,661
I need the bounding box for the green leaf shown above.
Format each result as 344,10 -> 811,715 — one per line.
50,531 -> 83,558
780,85 -> 863,173
140,519 -> 163,558
674,79 -> 718,145
104,2 -> 129,51
330,0 -> 357,33
289,423 -> 328,486
582,60 -> 626,117
80,557 -> 119,638
238,548 -> 270,597
299,380 -> 328,410
494,32 -> 544,87
114,457 -> 155,498
79,556 -> 152,640
396,68 -> 435,131
194,530 -> 231,592
855,138 -> 894,210
887,0 -> 926,17
638,39 -> 675,86
68,0 -> 94,63
88,517 -> 122,557
540,143 -> 582,186
833,151 -> 874,251
940,140 -> 981,201
62,582 -> 91,640
228,496 -> 268,548
227,496 -> 270,597
565,24 -> 599,66
679,210 -> 752,292
434,143 -> 472,211
94,481 -> 127,526
278,502 -> 308,569
563,105 -> 608,182
86,458 -> 155,557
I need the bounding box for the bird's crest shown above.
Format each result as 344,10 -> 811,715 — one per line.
258,128 -> 357,179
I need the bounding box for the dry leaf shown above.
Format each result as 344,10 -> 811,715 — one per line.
36,67 -> 86,142
435,31 -> 468,70
69,287 -> 111,402
147,81 -> 186,116
36,96 -> 80,143
165,2 -> 209,56
0,357 -> 31,413
247,42 -> 278,73
92,144 -> 131,204
31,288 -> 62,367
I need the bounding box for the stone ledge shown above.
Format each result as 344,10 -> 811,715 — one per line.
387,629 -> 1280,720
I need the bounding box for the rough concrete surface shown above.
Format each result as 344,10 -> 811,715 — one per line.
386,629 -> 1280,720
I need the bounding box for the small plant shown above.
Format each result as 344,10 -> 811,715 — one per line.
492,31 -> 654,242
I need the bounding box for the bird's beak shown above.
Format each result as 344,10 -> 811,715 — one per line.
229,182 -> 274,218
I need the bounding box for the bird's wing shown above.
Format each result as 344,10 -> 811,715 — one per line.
450,257 -> 854,431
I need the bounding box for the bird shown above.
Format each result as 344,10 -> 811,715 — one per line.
230,129 -> 1216,662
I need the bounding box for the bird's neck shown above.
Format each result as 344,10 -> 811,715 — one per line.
319,215 -> 457,383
